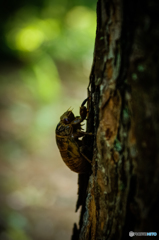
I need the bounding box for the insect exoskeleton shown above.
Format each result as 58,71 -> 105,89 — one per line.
56,98 -> 91,173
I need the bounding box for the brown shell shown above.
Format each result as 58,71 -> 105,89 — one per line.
56,123 -> 89,173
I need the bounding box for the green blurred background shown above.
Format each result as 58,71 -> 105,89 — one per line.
0,0 -> 96,239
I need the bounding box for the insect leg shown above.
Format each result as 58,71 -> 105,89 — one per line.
79,147 -> 91,163
77,129 -> 93,135
70,98 -> 90,126
72,131 -> 85,139
81,97 -> 89,107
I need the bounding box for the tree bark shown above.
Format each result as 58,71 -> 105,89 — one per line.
72,0 -> 159,239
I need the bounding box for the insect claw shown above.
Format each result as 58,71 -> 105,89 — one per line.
81,97 -> 89,106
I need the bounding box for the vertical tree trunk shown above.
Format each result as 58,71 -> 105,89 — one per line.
72,0 -> 159,239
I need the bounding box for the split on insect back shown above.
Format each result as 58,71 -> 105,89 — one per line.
55,97 -> 92,173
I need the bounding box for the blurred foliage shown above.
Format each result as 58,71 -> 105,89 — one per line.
0,0 -> 96,239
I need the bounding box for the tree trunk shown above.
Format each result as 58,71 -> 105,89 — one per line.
72,0 -> 159,239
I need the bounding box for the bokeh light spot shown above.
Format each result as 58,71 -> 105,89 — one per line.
66,6 -> 96,33
32,55 -> 61,102
15,26 -> 45,51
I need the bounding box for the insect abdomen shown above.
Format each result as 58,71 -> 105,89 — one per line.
62,152 -> 89,173
56,136 -> 89,173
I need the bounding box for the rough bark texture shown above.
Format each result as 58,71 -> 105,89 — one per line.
72,0 -> 159,239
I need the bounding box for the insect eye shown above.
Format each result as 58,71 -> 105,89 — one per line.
64,118 -> 69,124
